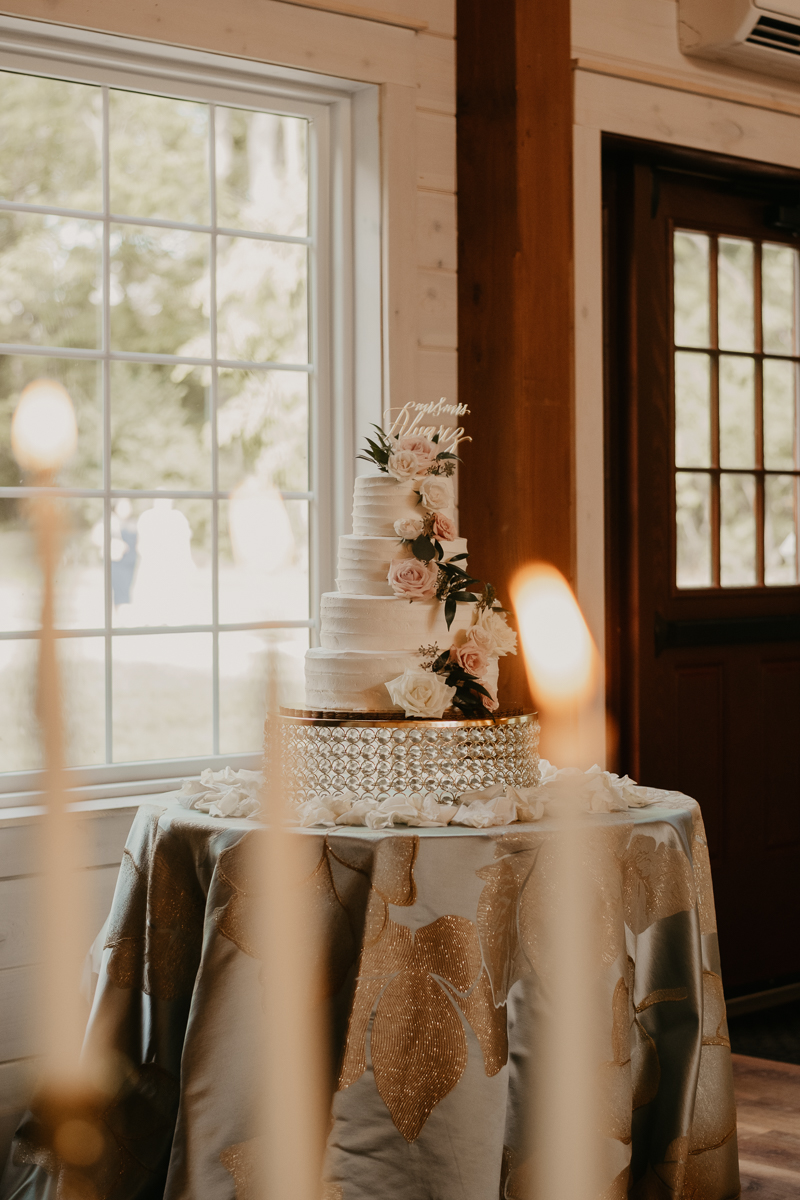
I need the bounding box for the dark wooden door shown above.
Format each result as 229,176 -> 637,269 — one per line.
604,137 -> 800,991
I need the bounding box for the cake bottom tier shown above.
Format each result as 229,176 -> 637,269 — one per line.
272,711 -> 540,807
305,647 -> 499,712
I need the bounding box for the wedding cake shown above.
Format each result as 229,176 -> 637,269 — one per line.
304,422 -> 517,718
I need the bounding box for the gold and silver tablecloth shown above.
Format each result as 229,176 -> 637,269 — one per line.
1,796 -> 740,1199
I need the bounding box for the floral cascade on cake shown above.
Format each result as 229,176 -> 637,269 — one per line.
304,426 -> 517,717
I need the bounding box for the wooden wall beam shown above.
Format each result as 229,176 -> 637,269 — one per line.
457,0 -> 575,704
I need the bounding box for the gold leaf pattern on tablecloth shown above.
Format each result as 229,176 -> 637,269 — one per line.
700,971 -> 730,1048
220,1139 -> 259,1199
611,975 -> 632,1065
105,824 -> 206,1001
371,834 -> 418,907
216,837 -> 261,959
339,913 -> 497,1141
216,833 -> 376,1001
499,1145 -> 532,1200
599,975 -> 633,1144
475,836 -> 542,1005
621,835 -> 696,936
447,966 -> 508,1077
636,987 -> 689,1013
690,808 -> 717,936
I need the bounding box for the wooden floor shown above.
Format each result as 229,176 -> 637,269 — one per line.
733,1053 -> 800,1197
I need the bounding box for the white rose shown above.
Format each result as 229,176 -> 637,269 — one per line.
385,668 -> 456,719
474,608 -> 518,657
463,625 -> 494,655
394,515 -> 425,539
387,448 -> 421,481
418,475 -> 454,513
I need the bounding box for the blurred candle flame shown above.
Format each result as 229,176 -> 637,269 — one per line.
511,562 -> 597,712
511,563 -> 604,1198
11,379 -> 77,476
12,381 -> 92,1130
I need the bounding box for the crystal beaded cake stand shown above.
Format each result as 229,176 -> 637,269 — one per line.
271,709 -> 540,808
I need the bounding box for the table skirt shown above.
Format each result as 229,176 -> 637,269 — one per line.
1,796 -> 740,1199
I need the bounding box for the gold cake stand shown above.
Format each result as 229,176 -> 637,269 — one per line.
269,708 -> 541,807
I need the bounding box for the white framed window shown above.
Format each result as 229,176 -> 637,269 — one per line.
0,19 -> 374,803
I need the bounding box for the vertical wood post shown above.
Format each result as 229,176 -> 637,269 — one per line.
457,0 -> 574,705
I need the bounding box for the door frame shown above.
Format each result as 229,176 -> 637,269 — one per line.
601,132 -> 800,775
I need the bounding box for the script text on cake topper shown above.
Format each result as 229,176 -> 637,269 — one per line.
383,398 -> 471,453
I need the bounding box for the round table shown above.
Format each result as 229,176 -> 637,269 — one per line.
1,792 -> 740,1200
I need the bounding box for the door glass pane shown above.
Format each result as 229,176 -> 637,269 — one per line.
719,355 -> 755,469
216,238 -> 308,364
109,90 -> 210,225
675,352 -> 711,468
110,361 -> 211,490
720,473 -> 756,586
765,474 -> 798,585
218,494 -> 309,623
0,213 -> 102,349
217,368 -> 309,492
215,108 -> 308,236
114,498 -> 211,628
762,243 -> 796,355
219,627 -> 308,754
763,358 -> 797,471
718,237 -> 754,352
676,471 -> 712,588
674,232 -> 710,348
109,225 -> 210,356
0,71 -> 102,212
112,632 -> 212,762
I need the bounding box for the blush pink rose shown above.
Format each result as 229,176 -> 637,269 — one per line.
388,556 -> 439,599
482,685 -> 499,713
449,642 -> 490,677
397,435 -> 437,469
432,513 -> 457,541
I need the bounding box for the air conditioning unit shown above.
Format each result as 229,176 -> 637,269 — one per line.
679,0 -> 800,83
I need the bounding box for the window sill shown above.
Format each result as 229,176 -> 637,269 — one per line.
0,788 -> 178,826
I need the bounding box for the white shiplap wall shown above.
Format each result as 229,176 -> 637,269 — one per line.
0,0 -> 456,1165
0,803 -> 139,1162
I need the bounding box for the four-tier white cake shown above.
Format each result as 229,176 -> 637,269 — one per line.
304,436 -> 515,717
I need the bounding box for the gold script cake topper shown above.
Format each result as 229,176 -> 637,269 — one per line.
384,398 -> 471,454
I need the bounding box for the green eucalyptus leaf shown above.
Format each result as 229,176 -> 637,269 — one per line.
444,595 -> 457,630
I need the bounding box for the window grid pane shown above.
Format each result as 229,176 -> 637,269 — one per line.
0,69 -> 317,780
673,228 -> 800,590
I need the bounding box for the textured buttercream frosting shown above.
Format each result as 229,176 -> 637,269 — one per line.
305,648 -> 498,712
319,592 -> 475,652
352,475 -> 456,537
337,535 -> 468,596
